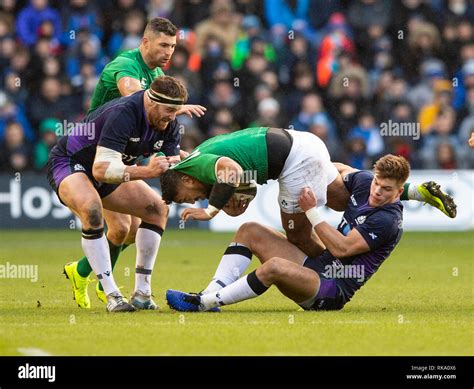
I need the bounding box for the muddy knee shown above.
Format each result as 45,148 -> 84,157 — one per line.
81,202 -> 103,229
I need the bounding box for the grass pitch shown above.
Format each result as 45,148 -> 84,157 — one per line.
0,229 -> 472,356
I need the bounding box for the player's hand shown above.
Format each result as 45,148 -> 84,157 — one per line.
176,104 -> 207,118
469,132 -> 474,148
181,207 -> 213,221
180,149 -> 189,160
298,187 -> 318,211
223,197 -> 249,217
146,155 -> 170,177
167,155 -> 181,165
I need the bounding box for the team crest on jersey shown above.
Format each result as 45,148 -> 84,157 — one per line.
356,215 -> 366,225
140,78 -> 147,88
73,164 -> 85,172
153,140 -> 164,151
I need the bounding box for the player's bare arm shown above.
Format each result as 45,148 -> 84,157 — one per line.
333,162 -> 359,179
93,146 -> 170,183
117,77 -> 143,96
299,187 -> 370,258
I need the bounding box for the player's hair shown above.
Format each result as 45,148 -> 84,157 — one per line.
150,76 -> 188,102
144,17 -> 177,37
160,170 -> 185,204
373,154 -> 410,186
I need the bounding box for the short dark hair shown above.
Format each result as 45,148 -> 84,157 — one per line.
160,170 -> 185,204
373,154 -> 410,186
150,76 -> 188,102
144,17 -> 177,37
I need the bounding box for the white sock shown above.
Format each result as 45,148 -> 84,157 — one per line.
200,271 -> 268,310
135,224 -> 162,295
407,183 -> 424,201
81,230 -> 119,296
201,242 -> 252,294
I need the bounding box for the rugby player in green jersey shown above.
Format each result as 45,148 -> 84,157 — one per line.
64,18 -> 206,309
160,127 -> 457,259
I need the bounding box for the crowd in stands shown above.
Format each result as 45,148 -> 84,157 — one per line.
1,0 -> 473,173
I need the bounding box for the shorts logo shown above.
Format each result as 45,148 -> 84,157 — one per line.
129,137 -> 140,142
73,164 -> 85,172
356,215 -> 366,225
280,199 -> 288,209
369,232 -> 378,240
350,195 -> 357,206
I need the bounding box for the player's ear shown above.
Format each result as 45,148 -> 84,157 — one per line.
181,175 -> 194,186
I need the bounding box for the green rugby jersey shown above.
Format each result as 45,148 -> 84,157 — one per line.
88,48 -> 165,113
171,127 -> 270,185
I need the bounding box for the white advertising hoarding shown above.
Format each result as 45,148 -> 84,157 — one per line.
210,170 -> 474,232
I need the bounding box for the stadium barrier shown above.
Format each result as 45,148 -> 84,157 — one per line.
210,170 -> 474,232
0,171 -> 472,230
0,174 -> 206,229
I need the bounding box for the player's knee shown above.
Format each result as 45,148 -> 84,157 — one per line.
108,221 -> 130,243
260,257 -> 285,282
236,222 -> 263,246
140,200 -> 168,225
81,201 -> 103,229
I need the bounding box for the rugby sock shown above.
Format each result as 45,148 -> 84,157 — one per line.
201,243 -> 253,294
97,240 -> 123,292
401,182 -> 424,201
134,223 -> 163,295
81,228 -> 119,296
200,270 -> 269,310
76,240 -> 123,279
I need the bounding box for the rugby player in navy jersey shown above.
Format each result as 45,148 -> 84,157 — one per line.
166,154 -> 409,312
47,76 -> 187,312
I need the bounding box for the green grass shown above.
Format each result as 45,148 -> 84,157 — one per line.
0,229 -> 472,356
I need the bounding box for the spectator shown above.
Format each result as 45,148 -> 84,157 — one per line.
248,97 -> 282,128
290,92 -> 327,132
0,92 -> 35,142
420,107 -> 467,168
60,0 -> 103,47
232,15 -> 275,70
16,0 -> 62,47
348,111 -> 384,158
26,76 -> 78,130
0,121 -> 31,172
33,118 -> 59,171
195,0 -> 240,60
418,79 -> 453,134
108,9 -> 146,57
308,113 -> 341,161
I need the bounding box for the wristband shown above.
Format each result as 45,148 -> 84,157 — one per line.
305,207 -> 324,227
204,205 -> 220,218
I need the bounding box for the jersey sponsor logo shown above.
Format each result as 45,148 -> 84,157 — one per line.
350,194 -> 357,206
129,137 -> 140,142
356,215 -> 366,225
369,232 -> 378,240
73,164 -> 85,172
153,140 -> 164,151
